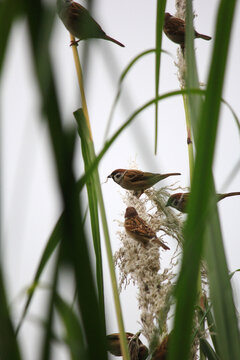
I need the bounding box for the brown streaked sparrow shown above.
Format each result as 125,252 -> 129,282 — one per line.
106,332 -> 149,360
124,207 -> 170,250
164,12 -> 211,52
152,334 -> 170,360
108,169 -> 181,198
166,191 -> 240,213
57,0 -> 125,47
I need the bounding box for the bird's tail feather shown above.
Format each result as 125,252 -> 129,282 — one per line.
160,172 -> 181,180
196,33 -> 211,41
153,238 -> 170,250
218,192 -> 240,201
105,35 -> 125,47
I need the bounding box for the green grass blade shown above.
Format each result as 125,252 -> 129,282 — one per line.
24,1 -> 107,359
74,109 -> 130,360
221,98 -> 240,134
104,48 -> 171,140
205,210 -> 240,359
185,3 -> 202,134
55,293 -> 86,360
0,0 -> 23,74
204,301 -> 219,356
169,0 -> 240,359
168,2 -> 203,358
200,339 -> 219,360
120,49 -> 156,83
15,215 -> 62,335
229,269 -> 240,280
199,0 -> 240,356
154,0 -> 166,154
41,249 -> 60,360
104,49 -> 155,140
0,269 -> 21,359
76,110 -> 105,330
55,143 -> 107,360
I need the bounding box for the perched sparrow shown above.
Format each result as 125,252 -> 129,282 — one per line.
57,0 -> 124,47
166,192 -> 240,213
106,332 -> 148,360
152,334 -> 170,360
164,12 -> 211,52
107,332 -> 134,356
108,169 -> 181,198
137,344 -> 149,360
124,207 -> 170,250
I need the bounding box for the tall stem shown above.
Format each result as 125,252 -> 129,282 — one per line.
182,94 -> 194,182
182,93 -> 202,302
70,34 -> 130,360
70,36 -> 92,139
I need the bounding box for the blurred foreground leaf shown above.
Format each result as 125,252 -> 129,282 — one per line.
169,0 -> 240,359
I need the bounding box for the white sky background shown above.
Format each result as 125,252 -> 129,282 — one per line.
1,0 -> 240,358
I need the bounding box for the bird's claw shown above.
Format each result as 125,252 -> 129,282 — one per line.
133,190 -> 144,198
70,40 -> 79,47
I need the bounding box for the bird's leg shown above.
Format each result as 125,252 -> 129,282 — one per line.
180,43 -> 185,55
133,190 -> 144,198
70,39 -> 80,47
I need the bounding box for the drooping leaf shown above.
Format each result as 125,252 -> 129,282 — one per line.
55,293 -> 86,360
200,339 -> 219,360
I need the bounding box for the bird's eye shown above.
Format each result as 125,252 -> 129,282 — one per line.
114,173 -> 122,182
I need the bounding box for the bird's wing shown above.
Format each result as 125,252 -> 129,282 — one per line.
69,2 -> 106,38
70,2 -> 85,20
167,18 -> 185,36
126,217 -> 155,239
125,170 -> 145,182
128,171 -> 160,185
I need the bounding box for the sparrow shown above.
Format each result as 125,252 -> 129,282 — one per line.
152,334 -> 170,360
108,169 -> 181,198
106,332 -> 148,360
166,192 -> 240,213
164,12 -> 211,52
124,207 -> 170,250
57,0 -> 124,47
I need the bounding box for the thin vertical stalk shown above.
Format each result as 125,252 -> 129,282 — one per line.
154,0 -> 166,154
70,34 -> 130,360
174,3 -> 203,358
183,93 -> 203,304
182,94 -> 194,182
70,34 -> 92,139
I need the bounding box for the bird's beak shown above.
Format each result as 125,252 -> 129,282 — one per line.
107,174 -> 112,178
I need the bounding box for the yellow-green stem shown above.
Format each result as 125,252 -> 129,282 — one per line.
182,93 -> 202,301
70,34 -> 130,360
94,177 -> 130,360
182,93 -> 194,182
70,34 -> 92,140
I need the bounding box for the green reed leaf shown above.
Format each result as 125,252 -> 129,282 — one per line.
154,0 -> 166,154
